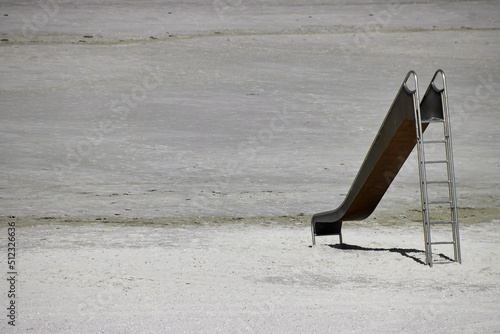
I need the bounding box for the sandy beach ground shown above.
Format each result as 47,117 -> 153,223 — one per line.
1,0 -> 499,333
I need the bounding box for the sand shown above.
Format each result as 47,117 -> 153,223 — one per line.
1,0 -> 499,332
2,212 -> 500,333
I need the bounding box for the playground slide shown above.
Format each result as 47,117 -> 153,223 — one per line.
311,71 -> 444,245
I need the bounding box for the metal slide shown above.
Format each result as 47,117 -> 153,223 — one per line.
311,71 -> 446,247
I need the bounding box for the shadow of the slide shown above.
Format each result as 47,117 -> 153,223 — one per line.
327,243 -> 454,265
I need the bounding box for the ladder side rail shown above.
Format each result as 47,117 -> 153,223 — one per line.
412,72 -> 433,266
439,70 -> 461,263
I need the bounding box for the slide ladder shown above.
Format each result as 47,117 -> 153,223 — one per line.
416,70 -> 461,266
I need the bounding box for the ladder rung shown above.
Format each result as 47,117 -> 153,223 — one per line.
430,221 -> 454,225
431,241 -> 455,245
426,180 -> 450,184
425,160 -> 448,164
427,200 -> 452,205
432,261 -> 456,265
424,140 -> 446,144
